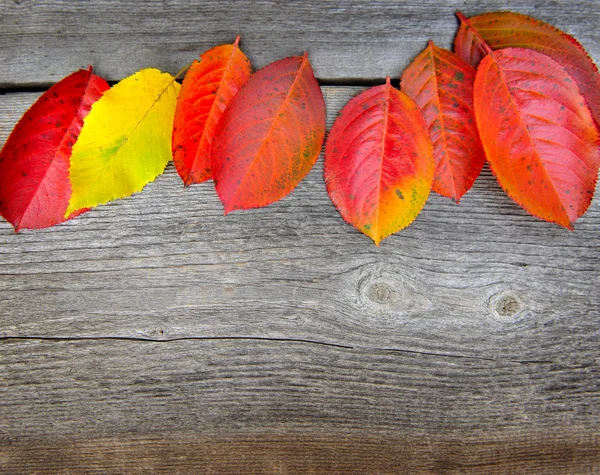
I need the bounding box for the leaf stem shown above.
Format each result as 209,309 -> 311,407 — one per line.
173,62 -> 195,81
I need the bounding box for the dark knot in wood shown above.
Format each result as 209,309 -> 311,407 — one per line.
366,282 -> 396,305
496,295 -> 521,317
489,290 -> 527,322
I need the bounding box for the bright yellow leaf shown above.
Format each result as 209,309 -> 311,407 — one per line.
66,68 -> 181,216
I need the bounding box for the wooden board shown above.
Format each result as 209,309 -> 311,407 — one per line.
1,0 -> 599,86
1,1 -> 599,473
1,340 -> 599,474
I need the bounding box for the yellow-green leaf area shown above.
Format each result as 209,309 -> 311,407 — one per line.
66,68 -> 181,216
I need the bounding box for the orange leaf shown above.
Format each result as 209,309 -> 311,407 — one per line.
401,41 -> 484,202
172,37 -> 252,185
211,53 -> 326,213
324,78 -> 434,245
455,11 -> 600,126
0,67 -> 108,231
474,48 -> 599,229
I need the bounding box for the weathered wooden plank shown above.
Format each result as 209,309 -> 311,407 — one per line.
2,1 -> 599,471
1,0 -> 599,86
1,88 -> 599,365
2,432 -> 599,475
1,85 -> 599,471
0,338 -> 599,474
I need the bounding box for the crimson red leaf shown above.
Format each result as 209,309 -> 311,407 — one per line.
172,36 -> 252,185
474,48 -> 599,229
454,11 -> 600,127
324,78 -> 434,245
211,53 -> 326,213
401,41 -> 484,201
0,67 -> 108,231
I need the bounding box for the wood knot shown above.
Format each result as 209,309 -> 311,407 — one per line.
367,282 -> 396,305
489,290 -> 527,322
354,264 -> 430,320
496,295 -> 521,317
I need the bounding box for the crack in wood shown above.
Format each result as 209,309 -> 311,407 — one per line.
0,335 -> 555,365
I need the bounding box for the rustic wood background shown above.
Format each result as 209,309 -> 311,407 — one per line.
1,1 -> 599,473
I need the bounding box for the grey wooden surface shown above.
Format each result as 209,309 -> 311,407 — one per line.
2,0 -> 600,87
1,1 -> 599,473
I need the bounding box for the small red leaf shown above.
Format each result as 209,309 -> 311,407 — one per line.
0,67 -> 108,231
401,41 -> 485,201
474,48 -> 599,229
172,37 -> 252,185
454,11 -> 600,127
211,53 -> 326,214
324,78 -> 434,245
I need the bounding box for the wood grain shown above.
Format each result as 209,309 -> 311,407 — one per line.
1,0 -> 599,86
1,89 -> 599,355
1,339 -> 599,474
1,86 -> 599,472
1,1 -> 600,471
2,432 -> 599,474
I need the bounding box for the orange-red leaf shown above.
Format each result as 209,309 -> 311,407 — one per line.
172,37 -> 252,185
454,11 -> 600,126
0,67 -> 108,231
211,53 -> 326,213
401,41 -> 484,201
474,48 -> 599,229
324,78 -> 434,245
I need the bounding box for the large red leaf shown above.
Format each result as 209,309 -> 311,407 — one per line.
0,67 -> 108,231
172,36 -> 252,185
454,11 -> 600,126
211,53 -> 326,213
401,41 -> 484,202
474,48 -> 599,229
324,78 -> 434,245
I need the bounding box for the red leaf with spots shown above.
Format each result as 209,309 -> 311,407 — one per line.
474,48 -> 599,229
0,67 -> 109,231
324,78 -> 434,245
172,37 -> 252,185
454,11 -> 600,127
211,53 -> 326,213
401,41 -> 484,201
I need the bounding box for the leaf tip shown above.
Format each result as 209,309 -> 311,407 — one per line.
222,201 -> 235,216
234,35 -> 241,46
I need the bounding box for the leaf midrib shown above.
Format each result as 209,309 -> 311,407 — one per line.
225,55 -> 308,213
489,50 -> 572,227
18,71 -> 94,230
67,71 -> 178,214
187,43 -> 241,186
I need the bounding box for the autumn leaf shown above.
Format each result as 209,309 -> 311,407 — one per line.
65,68 -> 181,216
474,47 -> 599,229
324,78 -> 434,245
454,11 -> 600,126
211,53 -> 326,213
172,36 -> 252,185
401,41 -> 484,202
0,67 -> 108,231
